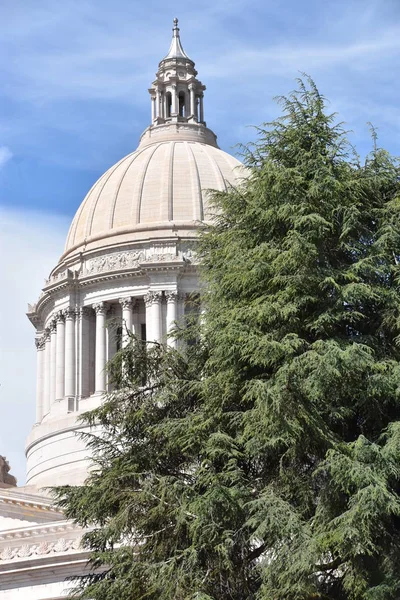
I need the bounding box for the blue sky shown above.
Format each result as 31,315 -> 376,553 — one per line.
1,0 -> 400,217
1,0 -> 400,483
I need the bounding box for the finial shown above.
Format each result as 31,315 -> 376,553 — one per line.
162,17 -> 191,61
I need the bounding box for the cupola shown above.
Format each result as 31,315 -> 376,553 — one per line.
149,18 -> 206,125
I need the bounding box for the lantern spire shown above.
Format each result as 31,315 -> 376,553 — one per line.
148,19 -> 206,126
163,18 -> 191,61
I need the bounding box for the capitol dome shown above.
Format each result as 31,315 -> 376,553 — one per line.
26,19 -> 244,490
64,131 -> 242,259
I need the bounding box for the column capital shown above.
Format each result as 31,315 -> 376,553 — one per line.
49,319 -> 57,333
43,328 -> 51,342
144,291 -> 162,307
119,297 -> 135,310
165,291 -> 178,302
56,310 -> 65,323
35,336 -> 46,350
63,307 -> 76,320
79,306 -> 92,318
92,302 -> 108,316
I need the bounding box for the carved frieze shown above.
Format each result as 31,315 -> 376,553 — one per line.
85,250 -> 144,276
0,537 -> 82,561
78,241 -> 200,281
143,252 -> 177,263
180,241 -> 198,264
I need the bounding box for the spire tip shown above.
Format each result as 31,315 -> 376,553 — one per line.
163,17 -> 191,61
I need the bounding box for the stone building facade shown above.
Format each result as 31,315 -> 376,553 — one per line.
0,20 -> 244,599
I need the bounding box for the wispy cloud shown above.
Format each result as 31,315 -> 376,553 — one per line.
203,27 -> 400,78
0,146 -> 12,169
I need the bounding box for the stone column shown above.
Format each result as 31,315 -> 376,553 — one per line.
144,292 -> 162,343
166,291 -> 178,347
79,307 -> 91,398
49,319 -> 57,406
93,302 -> 108,394
64,308 -> 76,398
55,312 -> 65,401
177,292 -> 186,321
189,85 -> 196,118
176,292 -> 187,349
171,85 -> 177,116
156,89 -> 160,119
42,329 -> 51,416
105,305 -> 117,368
104,305 -> 114,391
199,94 -> 204,123
151,96 -> 156,121
119,297 -> 134,348
132,300 -> 139,337
35,336 -> 45,423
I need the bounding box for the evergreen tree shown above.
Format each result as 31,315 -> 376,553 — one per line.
54,78 -> 400,600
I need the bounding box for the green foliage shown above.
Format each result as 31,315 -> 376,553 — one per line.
53,77 -> 400,599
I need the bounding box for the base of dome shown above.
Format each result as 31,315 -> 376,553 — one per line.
139,121 -> 218,148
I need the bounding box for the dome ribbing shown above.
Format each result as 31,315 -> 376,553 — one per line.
64,139 -> 242,257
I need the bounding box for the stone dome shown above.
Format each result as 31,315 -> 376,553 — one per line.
63,131 -> 243,260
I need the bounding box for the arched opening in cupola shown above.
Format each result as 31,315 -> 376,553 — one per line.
178,92 -> 186,117
166,92 -> 172,118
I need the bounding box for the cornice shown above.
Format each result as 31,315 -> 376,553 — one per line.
0,554 -> 92,592
0,492 -> 61,516
0,520 -> 81,544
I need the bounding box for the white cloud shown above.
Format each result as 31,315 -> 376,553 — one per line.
203,27 -> 400,78
0,208 -> 69,484
0,146 -> 12,169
